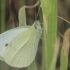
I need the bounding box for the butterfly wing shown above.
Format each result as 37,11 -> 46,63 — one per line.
15,29 -> 42,67
0,26 -> 31,60
2,27 -> 42,68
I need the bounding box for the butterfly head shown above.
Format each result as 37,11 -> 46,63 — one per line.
33,21 -> 42,31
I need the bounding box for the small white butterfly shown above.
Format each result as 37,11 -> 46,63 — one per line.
0,21 -> 42,68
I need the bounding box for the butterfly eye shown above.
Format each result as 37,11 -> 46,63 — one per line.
5,44 -> 8,47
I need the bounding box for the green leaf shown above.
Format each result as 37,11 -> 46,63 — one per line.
19,6 -> 26,26
60,49 -> 67,70
41,0 -> 57,70
28,61 -> 38,70
1,0 -> 6,33
60,28 -> 69,70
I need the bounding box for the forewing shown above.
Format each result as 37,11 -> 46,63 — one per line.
2,28 -> 41,68
0,27 -> 31,58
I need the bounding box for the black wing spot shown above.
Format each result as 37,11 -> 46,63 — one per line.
5,43 -> 8,47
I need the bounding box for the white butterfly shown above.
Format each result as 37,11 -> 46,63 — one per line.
0,21 -> 42,68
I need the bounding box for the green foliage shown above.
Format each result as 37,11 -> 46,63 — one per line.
60,49 -> 67,70
41,0 -> 57,70
19,6 -> 26,26
28,61 -> 38,70
1,0 -> 6,33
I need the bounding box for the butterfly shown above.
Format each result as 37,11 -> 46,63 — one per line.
0,21 -> 42,68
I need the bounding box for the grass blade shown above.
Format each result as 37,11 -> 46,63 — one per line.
1,0 -> 6,33
41,0 -> 57,70
28,61 -> 38,70
19,6 -> 26,26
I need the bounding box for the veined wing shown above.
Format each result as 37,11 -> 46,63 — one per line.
0,26 -> 32,57
2,27 -> 42,68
